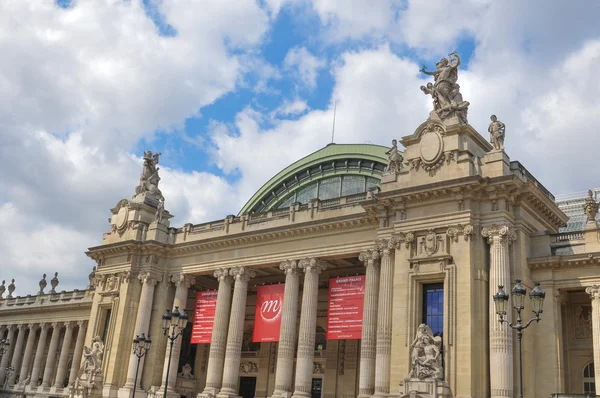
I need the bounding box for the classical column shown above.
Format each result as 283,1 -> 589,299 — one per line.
122,272 -> 159,390
357,249 -> 380,398
30,324 -> 49,387
0,325 -> 17,384
17,323 -> 39,386
8,324 -> 26,385
291,258 -> 327,398
482,225 -> 517,398
270,260 -> 301,398
216,266 -> 256,398
373,239 -> 396,397
586,285 -> 600,391
198,268 -> 233,398
159,274 -> 196,395
41,322 -> 61,388
68,321 -> 87,385
53,321 -> 74,388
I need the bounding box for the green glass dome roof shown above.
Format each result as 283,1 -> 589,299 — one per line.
238,143 -> 394,215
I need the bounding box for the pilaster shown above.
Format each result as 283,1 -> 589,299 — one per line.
8,324 -> 26,385
199,268 -> 233,398
586,285 -> 600,392
373,239 -> 396,397
482,224 -> 516,398
30,323 -> 49,388
357,248 -> 380,398
291,258 -> 327,398
216,267 -> 256,398
270,260 -> 301,398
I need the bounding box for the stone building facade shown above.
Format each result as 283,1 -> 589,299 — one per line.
1,57 -> 599,398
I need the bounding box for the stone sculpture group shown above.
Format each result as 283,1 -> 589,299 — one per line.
409,324 -> 443,380
69,336 -> 104,397
420,52 -> 470,124
134,150 -> 164,201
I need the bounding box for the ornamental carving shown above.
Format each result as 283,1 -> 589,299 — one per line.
447,224 -> 474,242
574,305 -> 592,339
419,230 -> 444,257
239,361 -> 258,373
299,258 -> 327,274
313,362 -> 325,374
230,267 -> 256,282
481,224 -> 517,244
584,190 -> 599,222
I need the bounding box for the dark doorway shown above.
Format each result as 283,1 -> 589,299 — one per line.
311,378 -> 322,398
239,377 -> 257,398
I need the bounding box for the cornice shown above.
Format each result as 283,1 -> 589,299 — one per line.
528,252 -> 600,270
366,174 -> 567,230
171,214 -> 376,256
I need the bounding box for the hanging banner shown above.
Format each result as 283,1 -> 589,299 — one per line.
253,284 -> 285,342
327,275 -> 365,340
191,290 -> 218,344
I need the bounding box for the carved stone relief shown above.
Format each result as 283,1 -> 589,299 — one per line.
574,305 -> 592,339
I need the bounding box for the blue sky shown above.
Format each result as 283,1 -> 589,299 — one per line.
1,0 -> 600,293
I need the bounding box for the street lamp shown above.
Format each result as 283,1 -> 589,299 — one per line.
131,333 -> 152,398
3,366 -> 14,391
161,306 -> 188,398
493,280 -> 545,398
0,337 -> 10,364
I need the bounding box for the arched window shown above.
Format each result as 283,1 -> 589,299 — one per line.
584,362 -> 596,395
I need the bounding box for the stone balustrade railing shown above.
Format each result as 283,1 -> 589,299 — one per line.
551,232 -> 585,243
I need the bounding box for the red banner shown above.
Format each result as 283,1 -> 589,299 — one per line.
191,290 -> 218,344
327,276 -> 365,340
253,284 -> 285,342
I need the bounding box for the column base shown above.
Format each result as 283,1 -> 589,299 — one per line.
270,390 -> 293,398
216,387 -> 241,398
118,385 -> 147,398
357,393 -> 374,398
290,391 -> 311,398
198,386 -> 221,398
156,385 -> 181,398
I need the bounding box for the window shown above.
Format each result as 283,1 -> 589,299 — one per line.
341,175 -> 365,196
296,183 -> 317,204
101,309 -> 112,342
422,284 -> 444,336
318,177 -> 341,200
584,362 -> 596,395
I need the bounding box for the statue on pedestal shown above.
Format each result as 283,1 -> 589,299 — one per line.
384,139 -> 403,174
134,151 -> 164,201
400,324 -> 452,398
488,115 -> 506,151
409,324 -> 443,380
38,274 -> 47,295
70,336 -> 105,397
420,52 -> 469,124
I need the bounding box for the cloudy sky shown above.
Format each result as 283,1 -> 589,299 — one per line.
1,0 -> 599,295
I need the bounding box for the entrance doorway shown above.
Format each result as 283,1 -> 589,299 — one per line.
311,378 -> 322,398
239,376 -> 257,398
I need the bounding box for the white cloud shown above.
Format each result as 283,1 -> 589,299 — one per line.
0,0 -> 271,295
272,99 -> 310,117
211,45 -> 428,206
284,46 -> 326,89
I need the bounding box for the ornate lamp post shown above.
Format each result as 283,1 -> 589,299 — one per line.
0,337 -> 9,364
3,366 -> 14,391
493,280 -> 546,398
161,306 -> 188,398
131,333 -> 151,398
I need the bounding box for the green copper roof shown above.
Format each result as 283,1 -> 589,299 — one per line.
239,143 -> 392,215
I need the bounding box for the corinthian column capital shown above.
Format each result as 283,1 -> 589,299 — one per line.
138,271 -> 160,286
481,224 -> 517,244
229,266 -> 256,282
299,258 -> 327,274
359,249 -> 379,268
280,260 -> 300,275
174,274 -> 196,288
586,285 -> 600,301
214,268 -> 231,282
